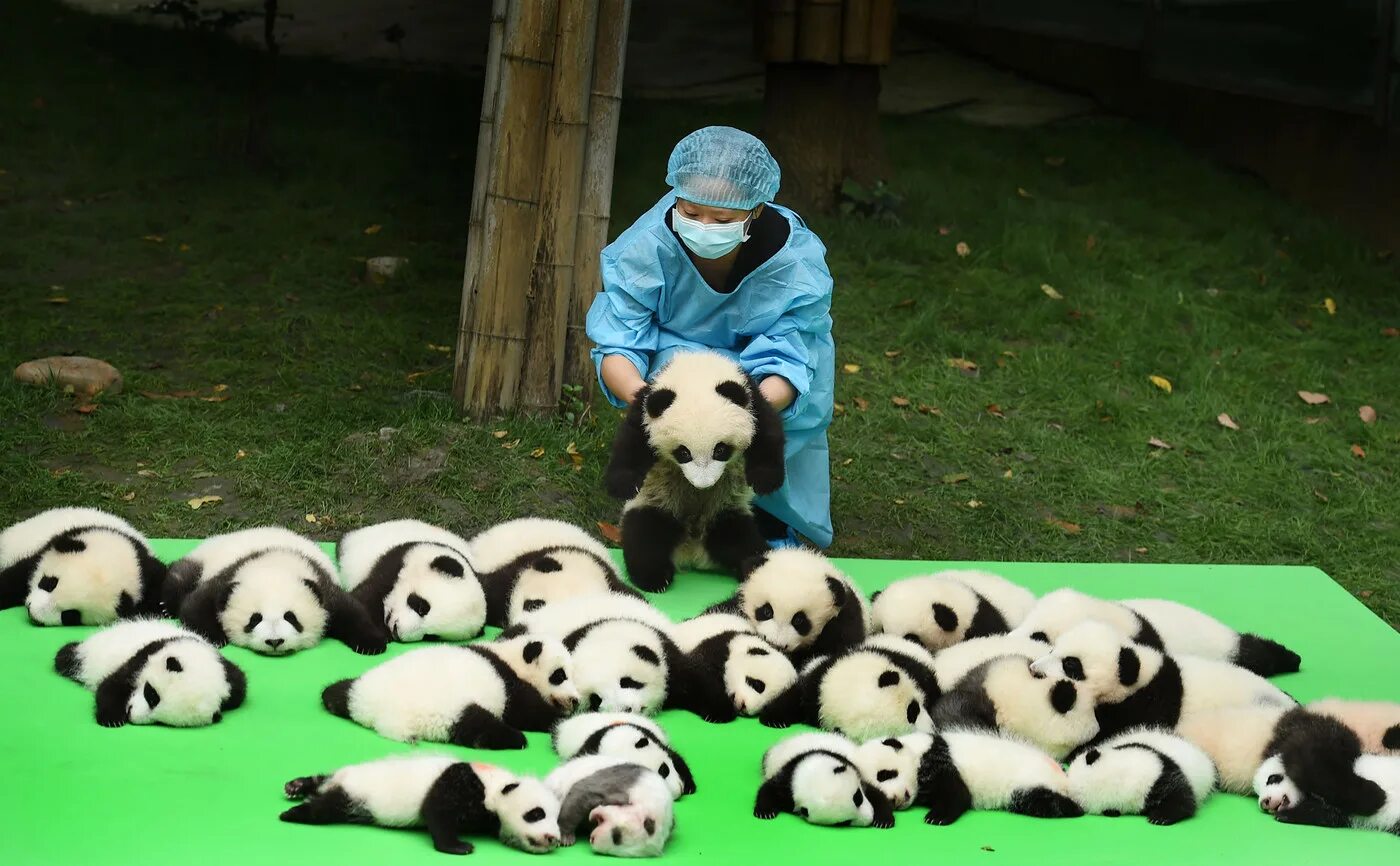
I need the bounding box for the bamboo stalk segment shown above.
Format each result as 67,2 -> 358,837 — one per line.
564,0 -> 632,396
842,0 -> 872,64
868,0 -> 896,65
796,0 -> 843,65
520,0 -> 601,412
758,0 -> 798,63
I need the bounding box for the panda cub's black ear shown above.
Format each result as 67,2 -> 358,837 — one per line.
301,578 -> 325,604
52,535 -> 87,554
523,640 -> 543,664
715,380 -> 749,407
932,603 -> 958,632
739,552 -> 769,580
531,556 -> 562,574
825,576 -> 846,608
430,555 -> 466,578
645,388 -> 677,419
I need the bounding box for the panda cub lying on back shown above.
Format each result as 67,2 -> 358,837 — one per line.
604,351 -> 786,592
546,755 -> 676,856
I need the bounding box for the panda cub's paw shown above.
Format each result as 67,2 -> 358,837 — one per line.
923,810 -> 955,826
753,807 -> 778,820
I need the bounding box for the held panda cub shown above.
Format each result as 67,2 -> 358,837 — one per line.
704,548 -> 868,667
755,732 -> 895,828
0,507 -> 167,626
55,618 -> 246,727
1255,753 -> 1400,835
871,570 -> 1035,653
1066,728 -> 1217,824
553,712 -> 696,798
336,519 -> 485,643
933,657 -> 1100,760
320,636 -> 579,749
603,351 -> 786,591
1011,588 -> 1300,678
280,756 -> 562,854
674,613 -> 797,716
545,755 -> 676,856
163,527 -> 386,656
467,517 -> 640,627
853,731 -> 1083,824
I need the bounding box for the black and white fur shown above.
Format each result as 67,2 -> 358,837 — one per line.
604,351 -> 785,591
545,755 -> 675,856
933,656 -> 1100,760
1067,727 -> 1216,824
467,517 -> 640,627
321,635 -> 578,749
163,527 -> 386,655
54,618 -> 246,727
509,593 -> 734,722
1255,752 -> 1400,835
336,519 -> 484,643
673,612 -> 797,716
280,755 -> 562,854
1028,620 -> 1295,748
0,507 -> 167,626
1011,588 -> 1300,678
755,732 -> 895,828
853,731 -> 1083,824
871,570 -> 1035,653
758,637 -> 939,740
705,548 -> 869,667
553,712 -> 696,798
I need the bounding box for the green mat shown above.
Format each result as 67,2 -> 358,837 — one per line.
4,541 -> 1398,864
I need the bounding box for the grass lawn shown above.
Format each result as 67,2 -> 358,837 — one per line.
2,0 -> 1396,626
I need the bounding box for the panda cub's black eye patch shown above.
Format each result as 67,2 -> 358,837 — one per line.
549,668 -> 568,686
143,683 -> 161,709
658,764 -> 670,779
523,807 -> 546,823
37,575 -> 59,593
612,828 -> 623,846
1061,656 -> 1086,681
754,603 -> 774,622
1266,774 -> 1283,786
644,817 -> 656,835
631,645 -> 660,665
1084,749 -> 1101,766
852,789 -> 864,807
746,646 -> 769,656
284,611 -> 303,632
166,657 -> 182,673
619,676 -> 645,689
906,700 -> 920,723
523,599 -> 545,612
745,676 -> 766,694
635,737 -> 650,749
672,445 -> 693,464
1030,631 -> 1049,643
904,633 -> 921,643
882,738 -> 902,750
791,611 -> 812,636
245,613 -> 263,633
430,555 -> 465,577
406,593 -> 431,617
712,442 -> 733,461
589,694 -> 602,710
877,770 -> 898,782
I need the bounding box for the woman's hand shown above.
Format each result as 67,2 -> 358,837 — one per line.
601,355 -> 647,405
758,375 -> 795,412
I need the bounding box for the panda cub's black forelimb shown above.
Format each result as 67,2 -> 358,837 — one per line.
620,507 -> 685,592
604,390 -> 658,501
742,377 -> 786,495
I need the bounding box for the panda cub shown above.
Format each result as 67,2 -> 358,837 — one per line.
673,612 -> 797,716
336,519 -> 485,643
1028,620 -> 1295,747
853,731 -> 1083,824
759,637 -> 939,740
163,527 -> 386,656
467,517 -> 640,627
546,755 -> 675,856
1012,588 -> 1300,677
0,507 -> 167,626
1307,699 -> 1400,756
1066,728 -> 1216,824
280,755 -> 562,854
603,351 -> 786,591
553,712 -> 696,798
755,732 -> 895,828
55,618 -> 246,727
705,548 -> 869,667
934,657 -> 1100,760
927,633 -> 1053,690
321,635 -> 578,749
1255,753 -> 1400,835
871,570 -> 1035,653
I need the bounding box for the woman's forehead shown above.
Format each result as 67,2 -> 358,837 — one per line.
675,197 -> 751,220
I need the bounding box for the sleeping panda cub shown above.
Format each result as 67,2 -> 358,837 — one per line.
0,507 -> 168,626
553,712 -> 696,798
280,755 -> 562,854
673,612 -> 797,716
321,635 -> 578,749
546,755 -> 676,856
163,527 -> 386,656
705,548 -> 868,667
755,732 -> 895,828
55,618 -> 246,727
871,570 -> 1035,653
603,351 -> 786,591
934,657 -> 1100,760
336,519 -> 485,643
1306,699 -> 1400,756
467,517 -> 640,627
1066,727 -> 1216,824
1012,588 -> 1300,678
853,730 -> 1083,824
1255,752 -> 1400,836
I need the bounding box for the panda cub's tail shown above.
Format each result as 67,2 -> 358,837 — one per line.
1234,634 -> 1301,678
54,643 -> 81,680
321,679 -> 354,718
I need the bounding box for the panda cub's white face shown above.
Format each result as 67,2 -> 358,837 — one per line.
1029,620 -> 1150,703
725,633 -> 797,715
819,651 -> 935,741
507,550 -> 614,626
490,635 -> 580,713
572,621 -> 669,715
1254,755 -> 1303,814
591,726 -> 686,799
126,639 -> 231,727
383,545 -> 484,642
589,801 -> 670,857
790,753 -> 877,826
853,733 -> 932,809
742,549 -> 849,654
871,576 -> 980,653
478,768 -> 563,853
26,530 -> 142,626
220,553 -> 329,655
643,352 -> 755,490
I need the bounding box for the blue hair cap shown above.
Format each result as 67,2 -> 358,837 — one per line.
665,126 -> 781,211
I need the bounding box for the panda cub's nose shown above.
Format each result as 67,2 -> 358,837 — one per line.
266,638 -> 285,649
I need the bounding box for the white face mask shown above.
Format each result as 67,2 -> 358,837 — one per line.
673,207 -> 751,259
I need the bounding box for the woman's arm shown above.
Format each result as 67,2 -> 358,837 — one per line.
758,375 -> 796,412
601,355 -> 648,406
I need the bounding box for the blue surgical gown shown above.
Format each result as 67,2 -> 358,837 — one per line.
586,192 -> 836,548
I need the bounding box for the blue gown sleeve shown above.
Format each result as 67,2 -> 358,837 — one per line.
586,247 -> 664,408
740,260 -> 833,421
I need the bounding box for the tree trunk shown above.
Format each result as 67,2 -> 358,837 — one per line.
243,0 -> 279,163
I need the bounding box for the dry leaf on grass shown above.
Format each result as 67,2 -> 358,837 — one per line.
966,499 -> 983,508
1040,283 -> 1063,300
1149,375 -> 1173,394
1323,297 -> 1337,316
363,224 -> 382,235
938,226 -> 951,236
947,357 -> 978,372
236,449 -> 247,459
1359,405 -> 1377,424
1350,444 -> 1366,459
941,472 -> 970,485
501,438 -> 521,450
427,343 -> 452,353
1297,391 -> 1330,405
891,396 -> 910,408
1148,437 -> 1173,450
596,521 -> 622,544
1134,546 -> 1148,554
842,363 -> 861,374
893,298 -> 915,309
853,397 -> 869,411
955,242 -> 971,257
121,491 -> 136,502
833,403 -> 845,416
1044,155 -> 1065,167
75,403 -> 98,414
840,458 -> 853,466
529,447 -> 545,459
1017,187 -> 1033,199
986,403 -> 1005,418
918,404 -> 940,415
1217,413 -> 1240,430
884,350 -> 902,359
305,513 -> 319,524
1047,517 -> 1082,534
565,441 -> 581,456
492,430 -> 509,439
178,243 -> 191,252
137,469 -> 158,478
893,498 -> 906,505
1085,235 -> 1098,253
45,296 -> 69,304
187,495 -> 222,510
142,234 -> 164,243
1383,327 -> 1399,337
1313,489 -> 1329,503
1304,417 -> 1324,425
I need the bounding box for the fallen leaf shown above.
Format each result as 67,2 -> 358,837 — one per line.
1304,417 -> 1324,425
235,449 -> 247,459
142,234 -> 164,243
832,402 -> 845,416
947,357 -> 978,372
893,298 -> 915,309
363,224 -> 382,235
348,383 -> 363,391
843,363 -> 861,374
501,438 -> 521,450
1297,390 -> 1330,405
178,243 -> 191,252
187,495 -> 222,510
427,343 -> 452,353
1134,547 -> 1148,554
853,396 -> 869,411
986,403 -> 1005,418
45,296 -> 69,304
941,472 -> 970,485
191,470 -> 215,479
569,453 -> 584,468
1044,155 -> 1065,167
918,404 -> 940,415
1085,234 -> 1097,253
1360,590 -> 1373,599
596,521 -> 622,544
1217,413 -> 1240,430
1350,444 -> 1366,459
1001,350 -> 1017,358
211,383 -> 228,393
200,395 -> 230,403
1102,504 -> 1141,520
1382,327 -> 1399,337
1016,187 -> 1033,199
492,430 -> 509,439
884,350 -> 902,359
529,447 -> 545,459
841,458 -> 853,466
1040,283 -> 1063,300
966,499 -> 983,508
1359,405 -> 1377,424
1002,469 -> 1012,478
121,491 -> 136,502
1147,437 -> 1173,450
1047,517 -> 1082,534
1313,489 -> 1329,502
137,469 -> 158,478
891,396 -> 910,408
405,370 -> 431,383
1149,375 -> 1173,394
305,513 -> 319,524
893,498 -> 906,505
565,441 -> 581,456
1323,297 -> 1337,316
75,403 -> 97,414
955,241 -> 971,257
937,226 -> 951,236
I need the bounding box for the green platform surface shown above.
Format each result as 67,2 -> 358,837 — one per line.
3,541 -> 1398,865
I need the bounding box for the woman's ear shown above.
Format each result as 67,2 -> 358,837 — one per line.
744,378 -> 786,494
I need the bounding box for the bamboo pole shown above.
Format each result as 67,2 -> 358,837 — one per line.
868,0 -> 896,65
563,0 -> 632,397
758,0 -> 798,63
519,0 -> 601,412
842,0 -> 872,64
796,0 -> 843,65
454,0 -> 560,415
